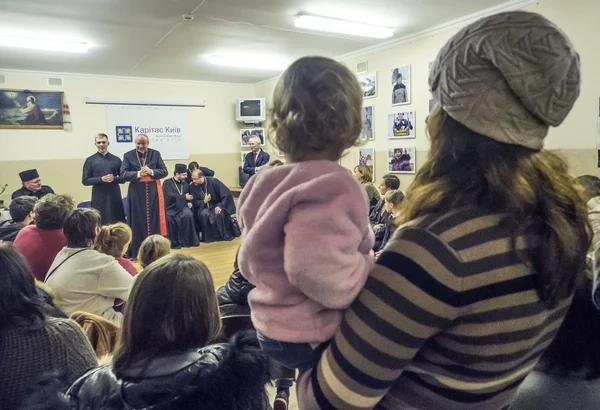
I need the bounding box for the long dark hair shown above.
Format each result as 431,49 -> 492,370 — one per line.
400,109 -> 591,308
113,254 -> 221,373
0,243 -> 46,330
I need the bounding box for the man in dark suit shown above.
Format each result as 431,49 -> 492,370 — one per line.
11,169 -> 54,200
242,137 -> 270,177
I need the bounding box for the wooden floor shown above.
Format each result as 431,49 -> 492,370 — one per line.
133,237 -> 241,289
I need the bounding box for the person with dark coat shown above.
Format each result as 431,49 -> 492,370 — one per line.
162,163 -> 200,249
11,169 -> 54,200
23,254 -> 273,410
242,137 -> 270,177
189,170 -> 237,242
186,161 -> 215,184
0,196 -> 35,243
82,133 -> 126,224
120,134 -> 168,257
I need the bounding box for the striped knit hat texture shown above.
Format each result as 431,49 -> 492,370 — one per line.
429,11 -> 580,150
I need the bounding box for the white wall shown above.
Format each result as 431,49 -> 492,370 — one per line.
255,0 -> 600,188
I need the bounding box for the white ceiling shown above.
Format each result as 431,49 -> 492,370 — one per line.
0,0 -> 512,83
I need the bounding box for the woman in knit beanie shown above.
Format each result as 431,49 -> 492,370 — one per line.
297,11 -> 590,410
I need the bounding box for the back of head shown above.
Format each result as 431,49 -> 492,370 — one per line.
33,194 -> 75,230
575,175 -> 600,202
406,11 -> 590,308
385,190 -> 405,207
382,174 -> 400,191
95,223 -> 132,258
188,161 -> 199,170
113,254 -> 221,372
137,235 -> 171,268
0,243 -> 45,330
9,196 -> 36,223
64,208 -> 101,248
270,56 -> 363,162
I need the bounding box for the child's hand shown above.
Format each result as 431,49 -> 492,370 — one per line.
373,224 -> 382,231
375,250 -> 382,259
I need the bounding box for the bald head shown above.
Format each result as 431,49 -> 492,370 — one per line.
135,134 -> 149,153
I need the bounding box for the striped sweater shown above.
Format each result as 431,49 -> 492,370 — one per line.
297,208 -> 574,410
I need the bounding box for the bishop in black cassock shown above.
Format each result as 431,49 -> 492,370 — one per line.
120,134 -> 168,257
189,170 -> 237,243
163,164 -> 200,249
82,135 -> 126,224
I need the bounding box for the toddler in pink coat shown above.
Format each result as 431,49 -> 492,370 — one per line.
238,56 -> 375,374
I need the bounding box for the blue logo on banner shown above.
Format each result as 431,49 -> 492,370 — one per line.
116,126 -> 133,143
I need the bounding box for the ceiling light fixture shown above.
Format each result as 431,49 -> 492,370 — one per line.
208,55 -> 288,71
294,15 -> 394,39
0,35 -> 88,53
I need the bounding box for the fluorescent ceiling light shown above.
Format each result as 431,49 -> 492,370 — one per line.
294,15 -> 394,39
0,35 -> 88,53
208,55 -> 287,71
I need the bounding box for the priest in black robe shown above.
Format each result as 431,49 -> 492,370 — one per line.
189,169 -> 237,243
120,134 -> 168,257
82,133 -> 126,224
185,161 -> 215,184
163,164 -> 200,249
11,169 -> 54,200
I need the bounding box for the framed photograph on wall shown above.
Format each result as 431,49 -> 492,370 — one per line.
388,111 -> 415,138
240,128 -> 265,147
358,147 -> 375,179
0,89 -> 64,129
391,65 -> 411,106
361,106 -> 374,141
357,72 -> 377,99
388,147 -> 416,174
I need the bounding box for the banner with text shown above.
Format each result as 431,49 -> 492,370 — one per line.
106,106 -> 190,160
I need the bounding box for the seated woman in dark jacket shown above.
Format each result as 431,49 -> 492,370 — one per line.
24,254 -> 273,410
510,272 -> 600,410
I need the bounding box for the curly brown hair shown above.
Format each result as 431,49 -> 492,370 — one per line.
269,56 -> 363,162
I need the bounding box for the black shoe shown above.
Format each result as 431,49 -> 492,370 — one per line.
273,388 -> 289,410
171,245 -> 182,250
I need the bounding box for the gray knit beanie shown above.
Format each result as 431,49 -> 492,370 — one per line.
429,11 -> 580,150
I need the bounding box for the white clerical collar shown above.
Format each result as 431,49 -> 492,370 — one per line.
98,151 -> 108,156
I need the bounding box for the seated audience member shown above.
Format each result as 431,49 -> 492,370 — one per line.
353,165 -> 380,209
0,196 -> 36,242
186,161 -> 215,184
70,311 -> 121,359
576,175 -> 600,255
511,274 -> 600,410
297,12 -> 590,409
45,209 -> 134,325
242,136 -> 270,177
189,170 -> 237,242
0,243 -> 96,410
137,234 -> 171,268
217,248 -> 255,312
25,254 -> 274,410
11,168 -> 55,200
95,223 -> 137,276
369,174 -> 400,226
163,163 -> 200,249
374,189 -> 404,257
13,194 -> 74,281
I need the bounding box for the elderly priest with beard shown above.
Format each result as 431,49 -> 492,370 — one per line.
163,164 -> 200,249
120,134 -> 168,257
189,169 -> 237,243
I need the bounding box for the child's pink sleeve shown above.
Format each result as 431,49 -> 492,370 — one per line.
283,190 -> 374,310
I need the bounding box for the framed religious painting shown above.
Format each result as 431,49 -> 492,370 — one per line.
0,89 -> 64,129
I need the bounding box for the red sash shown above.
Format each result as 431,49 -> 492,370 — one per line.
140,175 -> 167,236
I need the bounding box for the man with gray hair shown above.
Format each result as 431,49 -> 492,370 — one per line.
242,136 -> 270,177
82,133 -> 126,224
